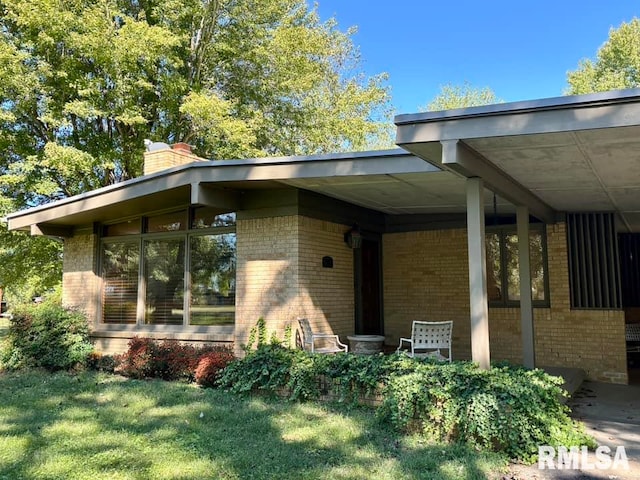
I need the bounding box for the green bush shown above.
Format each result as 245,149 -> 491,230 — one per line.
219,344 -> 297,394
0,300 -> 93,371
218,346 -> 595,462
378,360 -> 596,461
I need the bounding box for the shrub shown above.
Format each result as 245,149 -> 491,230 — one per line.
219,344 -> 296,394
115,336 -> 234,381
86,351 -> 117,373
243,317 -> 293,353
218,346 -> 595,462
114,336 -> 156,379
195,350 -> 236,387
0,300 -> 93,371
378,361 -> 596,462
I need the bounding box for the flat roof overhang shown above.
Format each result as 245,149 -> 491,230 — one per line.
396,88 -> 640,231
6,149 -> 447,234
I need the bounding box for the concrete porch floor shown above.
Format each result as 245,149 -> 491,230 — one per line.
506,378 -> 640,480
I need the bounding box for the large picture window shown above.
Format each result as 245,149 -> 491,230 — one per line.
102,241 -> 139,324
190,234 -> 236,326
144,238 -> 186,325
486,226 -> 549,307
100,208 -> 236,327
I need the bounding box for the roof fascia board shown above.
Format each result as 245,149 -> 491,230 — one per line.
395,88 -> 640,125
8,182 -> 193,231
395,92 -> 640,144
7,150 -> 438,230
191,154 -> 439,183
7,169 -> 197,229
440,140 -> 557,223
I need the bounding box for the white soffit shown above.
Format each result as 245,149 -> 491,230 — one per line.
465,125 -> 640,231
282,171 -> 511,215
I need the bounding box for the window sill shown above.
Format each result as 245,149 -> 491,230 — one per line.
90,325 -> 234,343
488,304 -> 551,309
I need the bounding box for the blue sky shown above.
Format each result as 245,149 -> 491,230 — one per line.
311,1 -> 639,114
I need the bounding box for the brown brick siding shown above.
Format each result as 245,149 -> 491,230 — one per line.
383,223 -> 627,383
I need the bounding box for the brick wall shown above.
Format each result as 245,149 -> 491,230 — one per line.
383,229 -> 472,359
536,223 -> 626,384
297,216 -> 353,339
235,215 -> 299,354
235,215 -> 353,355
62,233 -> 100,324
383,223 -> 628,383
81,213 -> 351,356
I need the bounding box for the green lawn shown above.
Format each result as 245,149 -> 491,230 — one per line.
0,369 -> 507,480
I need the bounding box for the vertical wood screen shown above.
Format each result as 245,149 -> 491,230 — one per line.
567,213 -> 621,309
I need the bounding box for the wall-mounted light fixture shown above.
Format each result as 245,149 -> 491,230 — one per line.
344,224 -> 362,249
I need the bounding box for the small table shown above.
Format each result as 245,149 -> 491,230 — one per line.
347,335 -> 385,355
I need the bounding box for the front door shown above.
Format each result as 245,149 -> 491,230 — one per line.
355,237 -> 383,334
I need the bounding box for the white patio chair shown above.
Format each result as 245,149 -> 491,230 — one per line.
397,320 -> 452,362
298,318 -> 348,354
626,323 -> 640,353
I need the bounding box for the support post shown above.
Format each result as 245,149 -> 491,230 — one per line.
466,178 -> 491,370
517,206 -> 536,368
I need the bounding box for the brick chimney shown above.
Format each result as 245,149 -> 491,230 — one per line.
143,141 -> 205,176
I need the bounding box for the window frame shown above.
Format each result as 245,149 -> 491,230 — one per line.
486,223 -> 550,308
98,209 -> 236,330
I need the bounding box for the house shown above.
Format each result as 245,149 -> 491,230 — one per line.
7,89 -> 640,384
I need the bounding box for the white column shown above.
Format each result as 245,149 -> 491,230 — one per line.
517,206 -> 536,369
466,177 -> 491,370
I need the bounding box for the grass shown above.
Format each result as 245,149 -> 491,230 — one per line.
0,369 -> 508,480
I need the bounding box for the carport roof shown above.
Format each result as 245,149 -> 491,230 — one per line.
396,88 -> 640,231
7,88 -> 640,234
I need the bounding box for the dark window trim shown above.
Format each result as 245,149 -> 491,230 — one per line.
486,223 -> 550,309
99,211 -> 237,327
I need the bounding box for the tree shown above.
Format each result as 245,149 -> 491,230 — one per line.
0,197 -> 62,302
422,82 -> 501,112
0,0 -> 391,199
567,18 -> 640,94
0,0 -> 391,296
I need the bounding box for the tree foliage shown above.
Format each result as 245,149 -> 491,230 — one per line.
0,0 -> 391,198
567,18 -> 640,94
0,0 -> 391,295
422,82 -> 501,112
0,198 -> 62,301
